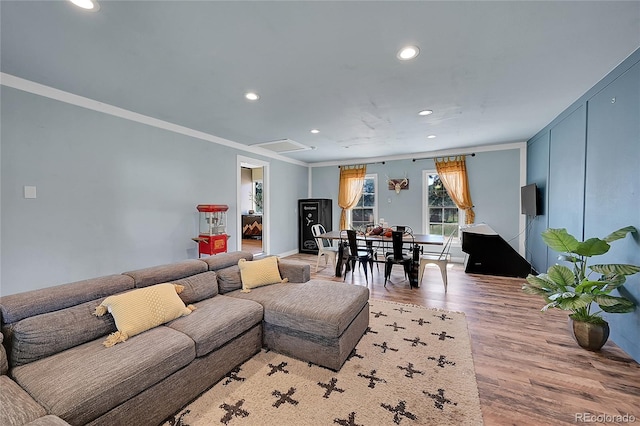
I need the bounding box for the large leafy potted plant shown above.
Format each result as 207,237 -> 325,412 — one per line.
523,226 -> 639,350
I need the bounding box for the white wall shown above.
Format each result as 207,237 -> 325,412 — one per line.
240,167 -> 253,214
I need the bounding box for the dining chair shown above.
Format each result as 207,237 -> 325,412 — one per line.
377,225 -> 413,260
392,225 -> 413,234
418,229 -> 456,291
343,229 -> 373,283
311,224 -> 339,272
384,230 -> 413,287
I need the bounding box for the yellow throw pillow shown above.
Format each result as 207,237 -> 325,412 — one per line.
238,257 -> 287,292
94,283 -> 195,347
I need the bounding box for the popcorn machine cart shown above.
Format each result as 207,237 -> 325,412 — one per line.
193,204 -> 229,257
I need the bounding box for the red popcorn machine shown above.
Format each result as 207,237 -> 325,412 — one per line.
193,204 -> 229,257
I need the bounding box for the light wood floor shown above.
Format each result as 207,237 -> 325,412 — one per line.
285,252 -> 640,426
241,238 -> 263,255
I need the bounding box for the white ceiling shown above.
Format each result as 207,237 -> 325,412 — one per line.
2,1 -> 639,164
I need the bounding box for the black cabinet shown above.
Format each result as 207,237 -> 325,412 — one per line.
299,199 -> 332,254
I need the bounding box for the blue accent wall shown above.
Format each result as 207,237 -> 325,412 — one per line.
584,60 -> 640,358
526,47 -> 640,362
526,132 -> 549,273
547,106 -> 586,268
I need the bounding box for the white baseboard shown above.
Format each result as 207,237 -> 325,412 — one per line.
277,249 -> 300,258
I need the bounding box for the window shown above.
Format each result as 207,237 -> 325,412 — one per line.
253,181 -> 263,213
350,174 -> 377,230
424,171 -> 460,238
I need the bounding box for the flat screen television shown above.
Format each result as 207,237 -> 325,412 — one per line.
521,183 -> 540,216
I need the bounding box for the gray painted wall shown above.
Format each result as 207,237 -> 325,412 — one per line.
467,149 -> 522,244
311,148 -> 524,260
526,48 -> 640,362
270,160 -> 309,255
1,86 -> 308,296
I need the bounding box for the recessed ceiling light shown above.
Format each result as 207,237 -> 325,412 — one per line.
427,135 -> 437,139
418,110 -> 433,116
397,46 -> 419,60
310,129 -> 320,134
68,0 -> 100,11
245,92 -> 260,101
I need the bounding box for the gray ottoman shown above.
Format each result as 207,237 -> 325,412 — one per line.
228,280 -> 369,370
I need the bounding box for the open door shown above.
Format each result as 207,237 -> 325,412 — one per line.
237,156 -> 269,255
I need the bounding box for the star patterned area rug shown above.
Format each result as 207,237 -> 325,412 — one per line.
164,299 -> 483,426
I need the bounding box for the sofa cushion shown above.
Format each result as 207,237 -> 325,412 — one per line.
171,271 -> 218,304
11,326 -> 195,426
200,251 -> 253,272
95,284 -> 193,346
238,257 -> 284,291
167,295 -> 263,357
228,280 -> 369,338
122,260 -> 208,288
216,265 -> 243,294
6,299 -> 116,367
0,375 -> 47,426
0,275 -> 134,325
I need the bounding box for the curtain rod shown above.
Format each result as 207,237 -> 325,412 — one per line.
337,161 -> 385,168
336,154 -> 475,168
412,153 -> 475,162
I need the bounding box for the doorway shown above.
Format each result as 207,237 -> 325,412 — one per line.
237,156 -> 268,255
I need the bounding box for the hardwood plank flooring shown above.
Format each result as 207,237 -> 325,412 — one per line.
241,238 -> 263,255
285,253 -> 640,425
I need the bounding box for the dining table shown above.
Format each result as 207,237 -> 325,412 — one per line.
317,230 -> 444,282
317,230 -> 444,245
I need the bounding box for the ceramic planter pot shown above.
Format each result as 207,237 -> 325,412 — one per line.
569,318 -> 610,351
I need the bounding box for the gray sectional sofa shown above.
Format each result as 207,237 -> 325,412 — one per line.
0,251 -> 370,426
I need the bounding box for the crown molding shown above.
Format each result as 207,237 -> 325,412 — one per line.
0,73 -> 309,167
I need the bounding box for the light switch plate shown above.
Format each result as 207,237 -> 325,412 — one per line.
24,186 -> 37,199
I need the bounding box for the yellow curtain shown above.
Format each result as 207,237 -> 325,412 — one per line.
338,164 -> 367,230
435,156 -> 475,224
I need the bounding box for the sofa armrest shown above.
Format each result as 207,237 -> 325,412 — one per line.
278,261 -> 310,283
0,332 -> 7,376
0,376 -> 47,426
25,415 -> 72,426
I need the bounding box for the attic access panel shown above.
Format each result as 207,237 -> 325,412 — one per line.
252,139 -> 311,154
